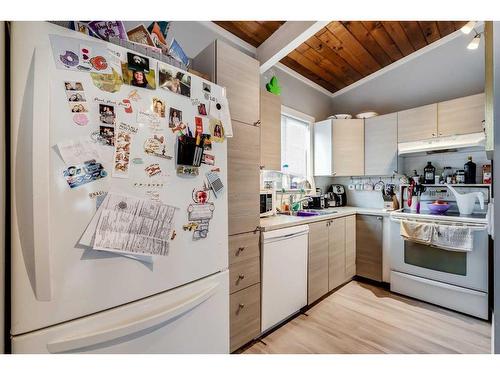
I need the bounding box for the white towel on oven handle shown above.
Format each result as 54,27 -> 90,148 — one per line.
431,225 -> 473,252
400,220 -> 433,244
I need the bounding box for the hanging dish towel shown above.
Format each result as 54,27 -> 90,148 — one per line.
431,225 -> 474,252
400,220 -> 433,245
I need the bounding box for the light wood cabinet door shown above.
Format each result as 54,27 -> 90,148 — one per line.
329,217 -> 346,291
230,283 -> 261,352
307,221 -> 329,305
356,215 -> 383,282
216,40 -> 260,126
228,120 -> 260,235
314,120 -> 333,176
438,93 -> 485,136
365,113 -> 398,176
345,215 -> 356,280
397,103 -> 438,142
260,90 -> 281,170
332,119 -> 364,176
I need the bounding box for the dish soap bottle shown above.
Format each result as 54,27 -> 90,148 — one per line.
424,161 -> 435,184
464,156 -> 476,184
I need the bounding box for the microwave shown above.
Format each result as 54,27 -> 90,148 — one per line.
260,190 -> 276,217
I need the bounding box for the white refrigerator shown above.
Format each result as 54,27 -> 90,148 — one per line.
10,22 -> 229,353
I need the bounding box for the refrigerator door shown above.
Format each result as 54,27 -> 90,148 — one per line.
12,270 -> 229,353
11,22 -> 228,335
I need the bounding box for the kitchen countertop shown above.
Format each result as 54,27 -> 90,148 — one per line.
260,206 -> 391,231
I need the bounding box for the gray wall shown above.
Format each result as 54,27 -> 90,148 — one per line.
261,67 -> 333,121
330,30 -> 485,116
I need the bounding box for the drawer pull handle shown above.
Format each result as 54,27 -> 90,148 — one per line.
236,246 -> 245,255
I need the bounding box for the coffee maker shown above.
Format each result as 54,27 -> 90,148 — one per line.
327,184 -> 347,207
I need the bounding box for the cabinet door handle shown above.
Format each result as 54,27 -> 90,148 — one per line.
236,246 -> 245,255
237,274 -> 245,280
238,303 -> 245,309
254,120 -> 261,126
377,216 -> 383,220
432,133 -> 436,137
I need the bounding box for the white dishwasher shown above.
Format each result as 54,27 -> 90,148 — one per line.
261,224 -> 309,333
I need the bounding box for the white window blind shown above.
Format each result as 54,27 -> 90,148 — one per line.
281,114 -> 311,177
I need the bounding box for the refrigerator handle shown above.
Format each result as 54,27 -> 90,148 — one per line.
46,281 -> 220,353
27,46 -> 52,301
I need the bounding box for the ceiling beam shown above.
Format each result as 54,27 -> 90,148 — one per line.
257,21 -> 329,73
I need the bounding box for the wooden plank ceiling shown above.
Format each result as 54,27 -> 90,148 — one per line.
213,21 -> 286,47
215,21 -> 468,93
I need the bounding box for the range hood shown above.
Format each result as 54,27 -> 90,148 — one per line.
398,132 -> 486,156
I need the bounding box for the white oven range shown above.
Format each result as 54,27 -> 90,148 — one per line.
389,185 -> 490,319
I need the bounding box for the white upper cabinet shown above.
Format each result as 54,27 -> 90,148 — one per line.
313,120 -> 333,176
314,119 -> 364,177
437,93 -> 485,136
364,113 -> 398,176
397,103 -> 438,143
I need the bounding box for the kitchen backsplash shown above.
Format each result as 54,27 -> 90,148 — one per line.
402,149 -> 490,183
314,150 -> 491,209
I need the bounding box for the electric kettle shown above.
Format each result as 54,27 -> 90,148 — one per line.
446,184 -> 484,215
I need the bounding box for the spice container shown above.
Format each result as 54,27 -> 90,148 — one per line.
456,170 -> 465,184
483,164 -> 492,184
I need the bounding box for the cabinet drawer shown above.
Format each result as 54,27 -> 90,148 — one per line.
229,256 -> 260,294
230,283 -> 261,352
229,232 -> 260,266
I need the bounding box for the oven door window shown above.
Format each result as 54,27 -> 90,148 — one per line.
404,240 -> 467,276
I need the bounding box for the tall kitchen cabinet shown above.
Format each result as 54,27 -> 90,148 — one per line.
314,119 -> 364,177
193,40 -> 261,352
307,215 -> 356,305
260,90 -> 281,171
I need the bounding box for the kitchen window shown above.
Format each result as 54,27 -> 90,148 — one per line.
281,107 -> 314,179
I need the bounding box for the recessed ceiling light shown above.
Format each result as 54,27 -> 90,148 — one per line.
461,21 -> 476,34
467,34 -> 481,50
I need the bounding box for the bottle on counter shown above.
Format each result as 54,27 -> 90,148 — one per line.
424,161 -> 436,184
483,164 -> 492,184
464,156 -> 476,184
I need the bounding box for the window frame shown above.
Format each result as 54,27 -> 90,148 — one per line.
280,105 -> 315,183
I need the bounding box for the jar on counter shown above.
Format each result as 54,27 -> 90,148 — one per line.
456,170 -> 465,184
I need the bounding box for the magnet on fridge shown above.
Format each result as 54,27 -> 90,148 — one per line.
73,113 -> 88,126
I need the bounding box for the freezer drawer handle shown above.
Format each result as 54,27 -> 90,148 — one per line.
46,282 -> 219,353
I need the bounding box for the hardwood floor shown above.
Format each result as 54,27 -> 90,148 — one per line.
243,281 -> 491,354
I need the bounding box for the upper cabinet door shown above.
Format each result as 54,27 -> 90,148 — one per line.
216,41 -> 260,126
313,120 -> 333,176
397,103 -> 438,142
227,120 -> 261,235
437,93 -> 485,137
260,90 -> 281,171
332,119 -> 364,177
364,113 -> 398,176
